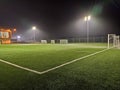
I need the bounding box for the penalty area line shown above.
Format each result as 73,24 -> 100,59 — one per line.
0,48 -> 112,75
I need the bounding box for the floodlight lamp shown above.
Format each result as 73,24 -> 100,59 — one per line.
17,36 -> 21,39
84,16 -> 87,21
32,26 -> 36,30
88,16 -> 91,21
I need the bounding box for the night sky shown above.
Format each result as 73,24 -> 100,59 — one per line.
0,0 -> 120,39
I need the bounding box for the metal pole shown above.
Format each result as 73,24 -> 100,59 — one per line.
34,30 -> 36,42
108,34 -> 109,48
87,21 -> 89,43
113,35 -> 116,47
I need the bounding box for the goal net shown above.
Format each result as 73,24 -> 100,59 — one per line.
60,39 -> 68,44
108,34 -> 120,48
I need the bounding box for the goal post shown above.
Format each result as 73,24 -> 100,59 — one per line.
108,34 -> 120,48
41,40 -> 47,44
115,36 -> 120,48
60,39 -> 68,44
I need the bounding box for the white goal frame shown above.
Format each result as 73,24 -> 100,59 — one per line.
108,34 -> 120,48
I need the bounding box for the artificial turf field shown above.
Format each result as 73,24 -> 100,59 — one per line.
0,43 -> 120,90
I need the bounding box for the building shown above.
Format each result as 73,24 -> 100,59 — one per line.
0,28 -> 16,44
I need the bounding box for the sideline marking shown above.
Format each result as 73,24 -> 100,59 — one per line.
0,48 -> 111,75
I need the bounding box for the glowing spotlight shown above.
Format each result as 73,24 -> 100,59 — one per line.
84,16 -> 87,21
88,16 -> 91,21
84,16 -> 91,21
17,36 -> 21,39
32,26 -> 37,30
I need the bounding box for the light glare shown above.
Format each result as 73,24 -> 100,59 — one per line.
88,16 -> 91,21
17,36 -> 21,39
84,17 -> 87,21
32,26 -> 36,30
84,15 -> 91,21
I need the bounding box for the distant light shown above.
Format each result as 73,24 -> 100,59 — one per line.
84,17 -> 87,21
84,15 -> 91,21
13,29 -> 16,32
32,26 -> 37,30
17,36 -> 21,39
88,16 -> 91,21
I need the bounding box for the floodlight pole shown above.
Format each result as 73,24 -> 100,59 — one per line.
108,34 -> 110,48
87,21 -> 89,43
85,16 -> 91,43
32,26 -> 37,42
34,30 -> 36,42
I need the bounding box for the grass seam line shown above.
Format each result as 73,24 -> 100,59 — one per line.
0,48 -> 112,75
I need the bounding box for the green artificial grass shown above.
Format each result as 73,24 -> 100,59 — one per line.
0,44 -> 119,90
0,44 -> 104,71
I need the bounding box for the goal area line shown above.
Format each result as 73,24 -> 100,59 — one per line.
0,48 -> 112,75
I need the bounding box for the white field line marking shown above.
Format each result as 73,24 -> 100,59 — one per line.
0,59 -> 42,74
40,48 -> 111,74
0,48 -> 111,75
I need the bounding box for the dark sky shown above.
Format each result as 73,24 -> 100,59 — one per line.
0,0 -> 120,39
